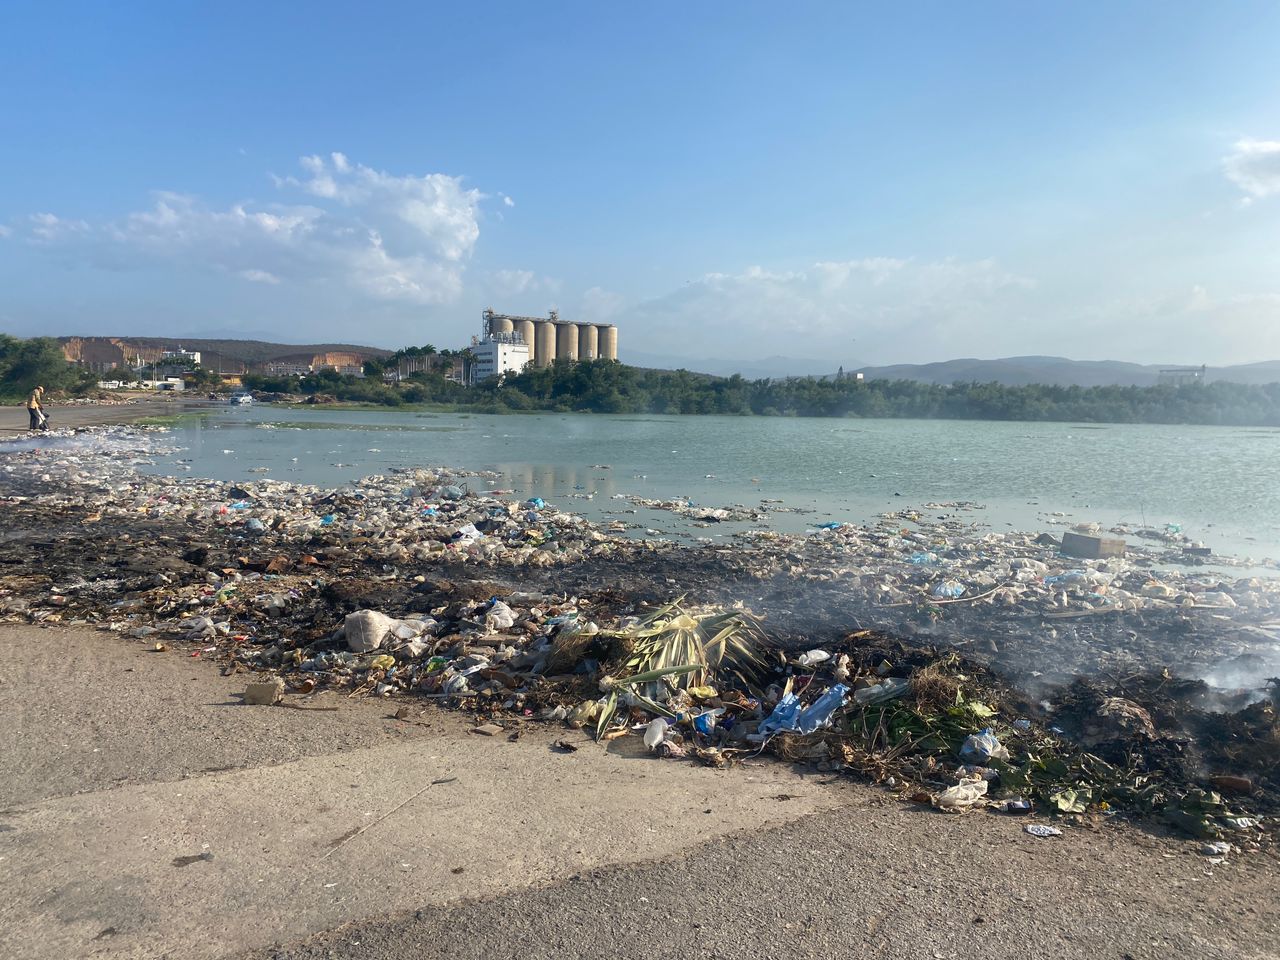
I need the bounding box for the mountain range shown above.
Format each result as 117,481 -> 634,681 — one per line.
631,351 -> 1280,386
54,333 -> 1280,386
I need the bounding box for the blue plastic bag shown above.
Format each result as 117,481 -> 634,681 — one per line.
759,684 -> 849,736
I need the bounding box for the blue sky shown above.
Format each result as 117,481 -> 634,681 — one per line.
2,1 -> 1278,369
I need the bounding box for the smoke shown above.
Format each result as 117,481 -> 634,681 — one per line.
1200,648 -> 1280,706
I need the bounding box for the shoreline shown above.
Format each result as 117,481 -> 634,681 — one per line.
0,394 -> 217,434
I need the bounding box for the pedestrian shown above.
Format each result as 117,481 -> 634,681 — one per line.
26,385 -> 45,431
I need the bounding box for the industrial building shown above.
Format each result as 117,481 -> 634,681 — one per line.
469,331 -> 530,382
481,309 -> 618,369
1157,365 -> 1207,386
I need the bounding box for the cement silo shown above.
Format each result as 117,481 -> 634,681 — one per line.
556,322 -> 579,362
533,321 -> 556,368
598,324 -> 618,360
513,319 -> 535,351
488,315 -> 513,337
577,324 -> 598,359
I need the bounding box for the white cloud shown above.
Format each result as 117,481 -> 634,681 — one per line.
282,152 -> 482,261
0,224 -> 11,238
490,268 -> 536,294
485,268 -> 560,299
239,268 -> 280,284
617,258 -> 1036,363
27,212 -> 90,244
1224,138 -> 1280,200
580,286 -> 625,320
1072,285 -> 1280,362
19,154 -> 491,305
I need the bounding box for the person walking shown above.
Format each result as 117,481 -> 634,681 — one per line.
26,385 -> 45,431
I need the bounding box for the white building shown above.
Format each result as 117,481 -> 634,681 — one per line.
162,348 -> 202,366
470,332 -> 530,382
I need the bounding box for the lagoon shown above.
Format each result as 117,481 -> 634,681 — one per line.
146,407 -> 1280,562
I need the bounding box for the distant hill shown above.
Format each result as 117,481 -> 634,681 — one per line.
59,336 -> 392,365
625,351 -> 1280,386
623,350 -> 854,379
851,356 -> 1280,387
58,335 -> 392,373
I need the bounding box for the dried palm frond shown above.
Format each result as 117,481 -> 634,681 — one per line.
610,599 -> 768,698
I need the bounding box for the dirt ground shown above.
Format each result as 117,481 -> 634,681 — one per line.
0,394 -> 194,434
1,624 -> 1276,960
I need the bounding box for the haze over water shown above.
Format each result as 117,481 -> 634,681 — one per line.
146,407 -> 1280,563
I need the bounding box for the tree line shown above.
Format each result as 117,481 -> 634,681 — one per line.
5,335 -> 1280,426
0,336 -> 98,401
242,357 -> 1280,426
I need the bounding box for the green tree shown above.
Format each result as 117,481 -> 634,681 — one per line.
0,336 -> 78,400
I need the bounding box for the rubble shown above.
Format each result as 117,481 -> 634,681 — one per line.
243,677 -> 284,705
0,425 -> 1277,843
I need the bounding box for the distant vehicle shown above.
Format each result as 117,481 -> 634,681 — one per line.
229,392 -> 253,405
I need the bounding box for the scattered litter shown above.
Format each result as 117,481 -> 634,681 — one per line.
1024,824 -> 1062,838
0,424 -> 1275,848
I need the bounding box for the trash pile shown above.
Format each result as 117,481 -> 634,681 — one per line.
0,425 -> 1277,845
551,608 -> 1275,842
0,427 -> 673,576
620,496 -> 770,525
711,509 -> 1280,688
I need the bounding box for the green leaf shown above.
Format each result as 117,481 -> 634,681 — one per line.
631,692 -> 677,718
595,691 -> 619,742
622,664 -> 701,686
1050,788 -> 1089,813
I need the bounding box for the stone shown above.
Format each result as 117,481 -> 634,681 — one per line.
472,723 -> 503,736
244,677 -> 285,705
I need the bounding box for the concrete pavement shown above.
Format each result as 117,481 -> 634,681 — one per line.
0,625 -> 1276,960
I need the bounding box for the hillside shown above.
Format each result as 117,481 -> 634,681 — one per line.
853,356 -> 1280,387
59,336 -> 391,364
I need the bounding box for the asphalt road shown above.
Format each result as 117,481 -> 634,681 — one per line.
250,796 -> 1279,960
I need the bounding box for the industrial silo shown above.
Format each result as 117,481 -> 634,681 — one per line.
556,323 -> 579,362
578,323 -> 598,359
598,324 -> 618,360
534,321 -> 556,367
513,318 -> 535,350
489,315 -> 514,337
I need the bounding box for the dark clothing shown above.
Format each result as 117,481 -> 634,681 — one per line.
29,407 -> 41,430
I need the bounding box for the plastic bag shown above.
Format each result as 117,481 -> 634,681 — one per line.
852,677 -> 910,705
757,693 -> 802,736
960,727 -> 1010,762
758,684 -> 850,736
795,683 -> 849,733
936,778 -> 988,810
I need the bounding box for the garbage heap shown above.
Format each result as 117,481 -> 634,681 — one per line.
238,596 -> 1275,845
0,427 -> 1275,845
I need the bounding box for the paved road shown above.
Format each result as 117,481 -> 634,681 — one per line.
0,625 -> 1275,960
0,626 -> 840,960
252,803 -> 1279,960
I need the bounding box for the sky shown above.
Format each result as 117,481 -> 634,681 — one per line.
1,1 -> 1279,370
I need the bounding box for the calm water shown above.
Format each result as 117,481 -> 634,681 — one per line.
147,407 -> 1280,561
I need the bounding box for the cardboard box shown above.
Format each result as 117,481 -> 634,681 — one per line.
1061,532 -> 1126,559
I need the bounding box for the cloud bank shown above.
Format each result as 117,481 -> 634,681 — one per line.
612,258 -> 1037,363
1224,138 -> 1280,202
12,153 -> 488,304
